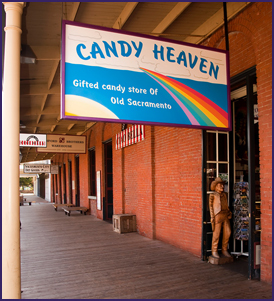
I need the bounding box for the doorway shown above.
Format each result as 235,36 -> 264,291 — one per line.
104,140 -> 113,221
68,160 -> 72,204
75,155 -> 80,207
230,69 -> 260,280
58,166 -> 62,204
63,163 -> 67,204
202,67 -> 260,280
52,174 -> 56,203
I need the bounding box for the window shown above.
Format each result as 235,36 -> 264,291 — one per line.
89,148 -> 96,196
206,131 -> 229,196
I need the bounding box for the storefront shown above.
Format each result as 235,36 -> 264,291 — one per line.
49,2 -> 272,283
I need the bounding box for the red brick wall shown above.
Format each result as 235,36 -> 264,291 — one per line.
123,126 -> 154,238
113,125 -> 154,238
113,143 -> 123,214
253,4 -> 272,284
202,2 -> 272,283
154,127 -> 202,255
79,153 -> 89,208
112,125 -> 203,254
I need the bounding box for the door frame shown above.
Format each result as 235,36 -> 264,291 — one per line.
201,130 -> 230,260
103,139 -> 113,221
202,66 -> 260,279
230,66 -> 259,279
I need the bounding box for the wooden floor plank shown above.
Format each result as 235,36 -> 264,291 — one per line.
20,195 -> 272,299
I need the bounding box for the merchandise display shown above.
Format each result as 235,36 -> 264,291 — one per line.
233,182 -> 249,240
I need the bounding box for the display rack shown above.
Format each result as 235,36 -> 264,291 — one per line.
231,181 -> 249,257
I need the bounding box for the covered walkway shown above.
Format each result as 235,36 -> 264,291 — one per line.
20,195 -> 272,299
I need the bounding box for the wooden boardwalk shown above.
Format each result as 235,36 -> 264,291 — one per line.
20,195 -> 272,299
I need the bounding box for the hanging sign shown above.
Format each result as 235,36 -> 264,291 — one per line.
23,164 -> 51,173
37,134 -> 86,154
50,165 -> 59,174
116,125 -> 145,150
61,21 -> 231,130
20,133 -> 47,147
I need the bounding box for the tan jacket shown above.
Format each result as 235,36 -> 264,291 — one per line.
209,192 -> 231,218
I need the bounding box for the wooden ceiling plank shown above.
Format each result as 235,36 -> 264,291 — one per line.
24,122 -> 54,128
23,118 -> 77,128
184,2 -> 250,44
30,46 -> 60,60
112,2 -> 139,29
20,105 -> 60,116
20,84 -> 60,95
152,2 -> 191,36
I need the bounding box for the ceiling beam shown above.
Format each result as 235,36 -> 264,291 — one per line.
40,94 -> 48,112
85,122 -> 95,129
51,124 -> 57,132
184,2 -> 250,44
48,60 -> 60,90
67,123 -> 75,131
112,2 -> 138,29
151,2 -> 191,36
67,2 -> 81,21
36,115 -> 42,124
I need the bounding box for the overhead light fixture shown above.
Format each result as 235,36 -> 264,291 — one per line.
20,44 -> 36,64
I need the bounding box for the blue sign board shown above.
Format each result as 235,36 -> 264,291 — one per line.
61,20 -> 231,130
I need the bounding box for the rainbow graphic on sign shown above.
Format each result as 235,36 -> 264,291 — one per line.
140,67 -> 228,128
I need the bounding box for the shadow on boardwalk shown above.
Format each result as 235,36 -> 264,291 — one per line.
20,195 -> 272,299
